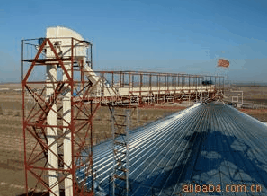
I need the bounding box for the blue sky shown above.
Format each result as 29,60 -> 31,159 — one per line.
1,0 -> 267,83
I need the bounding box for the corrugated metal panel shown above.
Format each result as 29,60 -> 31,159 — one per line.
77,102 -> 267,195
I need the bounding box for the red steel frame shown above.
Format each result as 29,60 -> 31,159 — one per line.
21,36 -> 224,196
22,37 -> 96,195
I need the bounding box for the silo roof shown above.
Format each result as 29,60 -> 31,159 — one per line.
78,102 -> 267,195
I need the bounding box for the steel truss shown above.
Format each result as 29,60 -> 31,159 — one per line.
81,70 -> 225,106
22,36 -> 225,196
22,37 -> 98,196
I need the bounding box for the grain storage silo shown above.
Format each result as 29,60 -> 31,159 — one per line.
78,102 -> 267,195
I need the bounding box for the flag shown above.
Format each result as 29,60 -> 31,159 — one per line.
218,59 -> 229,68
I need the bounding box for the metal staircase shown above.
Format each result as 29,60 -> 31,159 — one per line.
110,107 -> 130,196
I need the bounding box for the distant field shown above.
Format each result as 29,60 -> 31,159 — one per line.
224,85 -> 267,121
240,86 -> 267,105
225,86 -> 267,105
0,84 -> 266,195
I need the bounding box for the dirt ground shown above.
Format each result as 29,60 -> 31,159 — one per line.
0,84 -> 266,195
224,86 -> 267,121
225,86 -> 267,105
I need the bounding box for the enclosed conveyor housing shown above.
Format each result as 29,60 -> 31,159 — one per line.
45,26 -> 101,84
